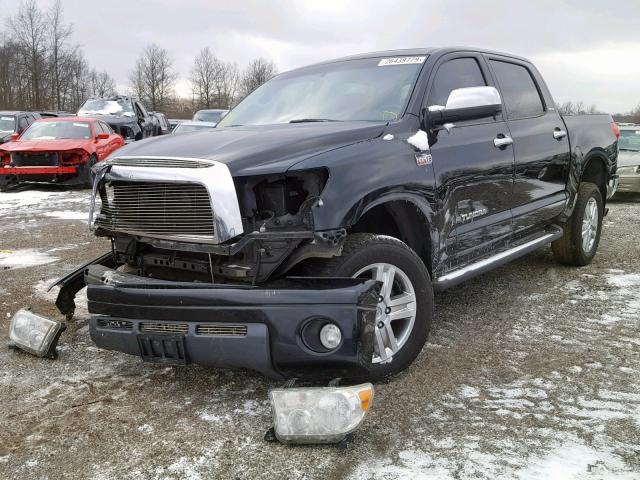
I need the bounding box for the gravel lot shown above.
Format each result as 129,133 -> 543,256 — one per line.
0,186 -> 639,479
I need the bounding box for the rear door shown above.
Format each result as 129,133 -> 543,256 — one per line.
486,57 -> 570,236
425,54 -> 515,268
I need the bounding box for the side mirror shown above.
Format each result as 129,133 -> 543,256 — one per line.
96,132 -> 110,140
10,132 -> 19,141
427,86 -> 502,127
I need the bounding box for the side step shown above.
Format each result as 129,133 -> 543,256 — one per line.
433,226 -> 563,291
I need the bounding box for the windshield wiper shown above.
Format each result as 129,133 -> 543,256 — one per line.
289,118 -> 339,123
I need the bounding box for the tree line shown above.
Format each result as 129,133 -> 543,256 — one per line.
0,0 -> 277,117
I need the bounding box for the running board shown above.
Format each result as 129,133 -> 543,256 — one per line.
433,226 -> 563,291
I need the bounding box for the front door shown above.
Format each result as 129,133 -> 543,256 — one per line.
425,55 -> 515,271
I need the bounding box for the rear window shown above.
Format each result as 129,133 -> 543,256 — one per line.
490,60 -> 544,119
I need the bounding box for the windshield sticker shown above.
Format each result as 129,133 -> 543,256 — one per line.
73,122 -> 89,128
378,56 -> 426,67
1,116 -> 13,121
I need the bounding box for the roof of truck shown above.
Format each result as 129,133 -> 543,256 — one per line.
295,47 -> 530,71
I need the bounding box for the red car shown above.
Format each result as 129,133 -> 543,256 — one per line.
0,117 -> 124,189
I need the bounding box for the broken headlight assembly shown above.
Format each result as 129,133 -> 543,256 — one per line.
8,309 -> 66,358
268,383 -> 373,444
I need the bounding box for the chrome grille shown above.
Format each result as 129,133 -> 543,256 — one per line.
195,324 -> 248,337
95,182 -> 215,238
108,157 -> 214,169
140,322 -> 188,334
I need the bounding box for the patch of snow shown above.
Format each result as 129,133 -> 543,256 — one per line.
43,210 -> 88,221
606,273 -> 640,287
233,399 -> 270,417
137,424 -> 154,434
0,249 -> 58,270
407,130 -> 430,151
459,385 -> 480,399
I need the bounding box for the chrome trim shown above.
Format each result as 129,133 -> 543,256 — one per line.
91,156 -> 244,244
493,136 -> 513,148
444,86 -> 501,110
553,129 -> 568,140
606,175 -> 619,199
435,232 -> 558,285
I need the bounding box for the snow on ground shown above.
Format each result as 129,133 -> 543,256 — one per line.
0,249 -> 59,270
43,211 -> 88,221
0,188 -> 91,219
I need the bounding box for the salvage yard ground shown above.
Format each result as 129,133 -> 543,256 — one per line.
0,187 -> 639,479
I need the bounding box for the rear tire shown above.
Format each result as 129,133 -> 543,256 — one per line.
310,233 -> 433,380
552,182 -> 603,266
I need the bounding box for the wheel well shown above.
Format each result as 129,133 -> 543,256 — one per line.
582,155 -> 607,202
350,200 -> 432,274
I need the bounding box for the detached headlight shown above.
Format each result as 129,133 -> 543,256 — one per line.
618,166 -> 640,175
9,309 -> 66,358
269,383 -> 373,444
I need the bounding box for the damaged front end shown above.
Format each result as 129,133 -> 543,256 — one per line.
47,155 -> 378,379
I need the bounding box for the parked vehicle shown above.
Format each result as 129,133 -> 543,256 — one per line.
77,96 -> 156,142
0,117 -> 124,189
38,111 -> 75,118
168,118 -> 185,131
54,47 -> 619,381
172,121 -> 217,134
616,124 -> 640,194
0,111 -> 41,145
192,109 -> 228,123
150,112 -> 170,135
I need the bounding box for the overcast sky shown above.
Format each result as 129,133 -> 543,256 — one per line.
2,0 -> 639,113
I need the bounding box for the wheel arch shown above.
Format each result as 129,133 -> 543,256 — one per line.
581,150 -> 608,203
347,194 -> 436,275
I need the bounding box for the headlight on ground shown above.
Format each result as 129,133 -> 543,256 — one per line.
269,383 -> 373,444
618,166 -> 640,175
9,309 -> 66,358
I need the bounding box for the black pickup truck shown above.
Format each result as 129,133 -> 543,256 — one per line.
77,95 -> 156,142
54,47 -> 619,381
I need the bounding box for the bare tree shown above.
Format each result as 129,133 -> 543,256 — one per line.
47,0 -> 73,110
216,61 -> 240,109
129,43 -> 177,110
190,47 -> 222,109
8,0 -> 49,108
89,69 -> 117,97
557,100 -> 600,115
240,58 -> 277,98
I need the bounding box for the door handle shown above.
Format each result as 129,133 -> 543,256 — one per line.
494,135 -> 513,149
553,128 -> 567,140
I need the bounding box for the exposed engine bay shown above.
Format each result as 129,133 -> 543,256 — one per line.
91,162 -> 343,285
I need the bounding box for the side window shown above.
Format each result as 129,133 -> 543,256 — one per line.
427,58 -> 487,107
95,122 -> 105,134
101,122 -> 113,134
490,60 -> 544,119
18,116 -> 29,131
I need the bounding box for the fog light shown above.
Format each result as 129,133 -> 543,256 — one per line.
269,383 -> 373,444
8,309 -> 66,358
319,323 -> 342,350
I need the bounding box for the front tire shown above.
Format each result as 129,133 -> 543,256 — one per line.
552,182 -> 603,266
311,233 -> 433,380
82,155 -> 98,188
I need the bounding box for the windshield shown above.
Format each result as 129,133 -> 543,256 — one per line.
0,115 -> 15,132
218,56 -> 425,127
78,99 -> 134,117
21,121 -> 92,140
619,129 -> 640,151
193,111 -> 226,123
173,124 -> 216,134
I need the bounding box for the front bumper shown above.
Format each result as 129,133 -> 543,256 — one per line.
0,165 -> 77,175
85,265 -> 380,380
